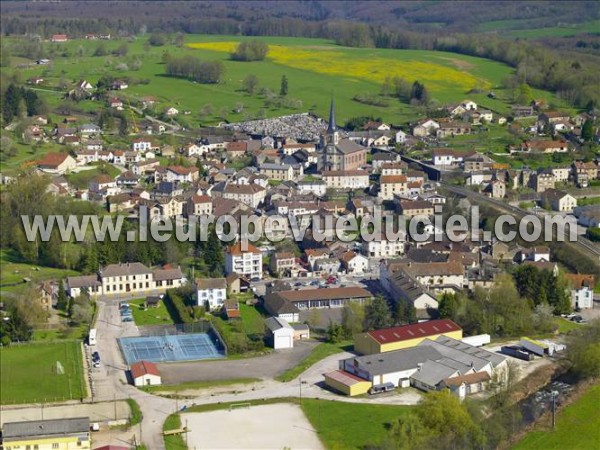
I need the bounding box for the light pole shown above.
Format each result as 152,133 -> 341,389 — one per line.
299,377 -> 302,402
552,393 -> 556,429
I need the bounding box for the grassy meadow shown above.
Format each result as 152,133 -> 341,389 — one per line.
129,297 -> 176,326
0,340 -> 86,404
4,34 -> 528,129
513,384 -> 600,450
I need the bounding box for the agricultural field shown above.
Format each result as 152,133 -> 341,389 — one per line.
0,340 -> 86,404
3,34 -> 568,131
513,384 -> 600,450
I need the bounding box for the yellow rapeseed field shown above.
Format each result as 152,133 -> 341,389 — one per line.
187,41 -> 489,93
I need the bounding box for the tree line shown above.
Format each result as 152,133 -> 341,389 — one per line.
1,83 -> 47,125
164,55 -> 225,84
231,40 -> 269,61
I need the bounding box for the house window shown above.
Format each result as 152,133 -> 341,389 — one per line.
53,445 -> 60,450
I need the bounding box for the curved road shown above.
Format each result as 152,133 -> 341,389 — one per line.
91,299 -> 420,449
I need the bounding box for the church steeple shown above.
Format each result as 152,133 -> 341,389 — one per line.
327,97 -> 336,134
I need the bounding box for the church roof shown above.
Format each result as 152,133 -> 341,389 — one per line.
327,97 -> 336,133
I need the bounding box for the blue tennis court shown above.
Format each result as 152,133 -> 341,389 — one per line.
119,333 -> 225,365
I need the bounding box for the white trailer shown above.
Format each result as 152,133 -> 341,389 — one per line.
461,334 -> 491,347
88,328 -> 97,346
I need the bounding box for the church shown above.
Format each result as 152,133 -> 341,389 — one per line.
318,99 -> 368,171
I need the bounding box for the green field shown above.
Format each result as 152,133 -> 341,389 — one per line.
513,384 -> 600,450
275,340 -> 351,382
3,34 -> 523,128
0,341 -> 86,404
129,297 -> 176,326
0,249 -> 79,300
301,399 -> 413,449
478,19 -> 600,38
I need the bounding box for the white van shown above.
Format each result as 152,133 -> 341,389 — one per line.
88,329 -> 97,346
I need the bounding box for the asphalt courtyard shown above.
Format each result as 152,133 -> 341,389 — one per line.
184,403 -> 325,449
157,340 -> 318,384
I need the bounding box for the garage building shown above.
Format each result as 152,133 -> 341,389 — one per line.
130,360 -> 162,387
265,317 -> 295,349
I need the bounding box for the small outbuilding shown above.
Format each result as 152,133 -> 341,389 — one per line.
292,323 -> 310,340
130,360 -> 162,387
265,317 -> 295,349
144,296 -> 161,308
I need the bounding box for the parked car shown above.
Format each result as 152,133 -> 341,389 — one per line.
92,351 -> 100,362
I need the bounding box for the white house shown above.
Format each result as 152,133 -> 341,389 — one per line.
265,317 -> 295,349
564,274 -> 595,310
395,130 -> 407,144
225,242 -> 263,279
340,251 -> 369,274
196,278 -> 227,310
297,179 -> 327,196
362,238 -> 405,258
130,360 -> 162,387
132,139 -> 152,152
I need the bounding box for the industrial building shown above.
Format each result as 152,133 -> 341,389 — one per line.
1,417 -> 91,450
354,319 -> 463,355
325,335 -> 506,399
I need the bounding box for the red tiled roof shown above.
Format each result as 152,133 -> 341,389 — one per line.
167,166 -> 198,175
367,319 -> 462,344
191,194 -> 212,204
324,370 -> 367,386
564,274 -> 595,289
37,152 -> 70,168
227,241 -> 261,255
381,175 -> 407,184
130,360 -> 160,378
443,371 -> 490,387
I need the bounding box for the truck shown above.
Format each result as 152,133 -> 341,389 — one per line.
520,337 -> 550,357
501,345 -> 534,361
461,334 -> 491,347
88,328 -> 97,346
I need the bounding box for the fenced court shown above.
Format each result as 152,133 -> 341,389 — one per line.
119,332 -> 226,365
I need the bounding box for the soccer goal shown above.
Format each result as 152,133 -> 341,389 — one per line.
229,402 -> 251,411
55,360 -> 65,375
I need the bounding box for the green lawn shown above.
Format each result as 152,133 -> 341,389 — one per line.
129,297 -> 176,326
275,340 -> 352,382
301,399 -> 413,449
554,317 -> 582,334
513,384 -> 600,450
66,162 -> 122,189
238,302 -> 265,336
0,341 -> 86,404
163,414 -> 186,450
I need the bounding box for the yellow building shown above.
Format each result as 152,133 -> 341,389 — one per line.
324,370 -> 372,396
354,319 -> 463,355
1,417 -> 91,450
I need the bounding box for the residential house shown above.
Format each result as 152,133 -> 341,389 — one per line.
270,252 -> 296,275
187,194 -> 213,216
541,189 -> 577,212
412,119 -> 440,137
108,97 -> 124,110
297,179 -> 327,196
196,278 -> 227,309
164,107 -> 179,116
521,140 -> 569,154
225,242 -> 263,279
397,200 -> 435,218
563,274 -> 595,309
483,180 -> 506,199
379,175 -> 408,200
340,251 -> 369,274
380,162 -> 407,176
37,152 -> 77,175
165,166 -> 199,183
260,163 -> 295,181
551,167 -> 571,183
51,34 -> 69,42
182,143 -> 209,157
520,246 -> 551,263
464,153 -> 496,172
322,170 -> 370,190
436,122 -> 471,139
112,80 -> 128,90
534,171 -> 556,193
432,149 -> 465,167
219,183 -> 266,208
131,159 -> 160,176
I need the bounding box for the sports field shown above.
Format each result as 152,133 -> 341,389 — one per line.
0,341 -> 86,404
513,384 -> 600,450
